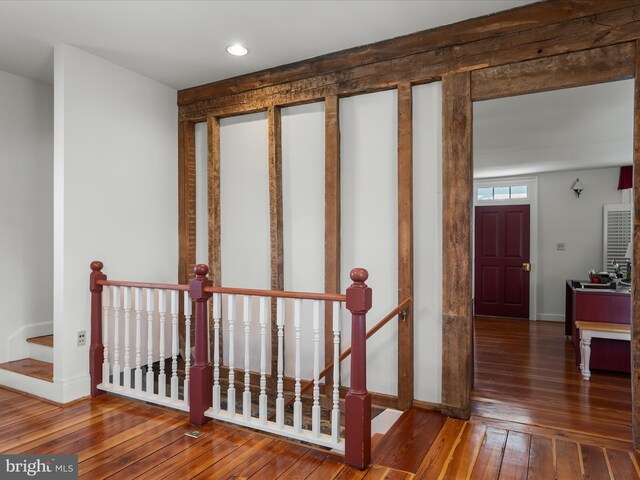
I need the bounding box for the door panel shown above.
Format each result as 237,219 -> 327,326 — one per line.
475,205 -> 530,318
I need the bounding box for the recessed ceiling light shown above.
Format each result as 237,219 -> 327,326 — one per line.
226,44 -> 248,56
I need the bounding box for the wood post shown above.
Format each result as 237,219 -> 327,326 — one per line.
441,71 -> 473,419
632,39 -> 640,451
345,268 -> 372,469
325,95 -> 341,402
89,261 -> 107,397
189,264 -> 213,425
397,82 -> 414,410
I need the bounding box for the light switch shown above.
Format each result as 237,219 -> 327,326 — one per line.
557,243 -> 566,251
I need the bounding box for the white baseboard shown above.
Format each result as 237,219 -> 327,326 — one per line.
0,369 -> 62,403
5,321 -> 53,363
537,313 -> 565,322
60,374 -> 90,403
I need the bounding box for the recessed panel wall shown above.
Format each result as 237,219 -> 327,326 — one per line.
194,122 -> 208,265
340,90 -> 398,396
282,103 -> 326,379
413,82 -> 443,403
220,112 -> 270,371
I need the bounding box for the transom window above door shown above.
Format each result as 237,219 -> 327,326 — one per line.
477,185 -> 528,201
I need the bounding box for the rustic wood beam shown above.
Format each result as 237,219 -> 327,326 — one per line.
207,116 -> 222,367
178,120 -> 197,285
397,83 -> 414,410
441,72 -> 473,419
179,5 -> 640,121
207,116 -> 222,286
268,106 -> 284,387
472,43 -> 635,101
178,0 -> 636,106
325,96 -> 341,398
178,120 -> 197,358
633,40 -> 640,451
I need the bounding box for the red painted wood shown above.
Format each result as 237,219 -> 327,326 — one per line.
474,205 -> 530,318
567,285 -> 631,373
189,264 -> 213,425
345,268 -> 372,470
90,261 -> 107,397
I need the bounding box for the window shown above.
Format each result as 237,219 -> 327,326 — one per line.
476,185 -> 528,201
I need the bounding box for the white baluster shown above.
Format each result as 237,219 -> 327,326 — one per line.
134,288 -> 143,392
212,293 -> 221,414
112,287 -> 121,388
184,291 -> 192,403
158,289 -> 166,397
243,296 -> 252,421
312,300 -> 321,438
293,299 -> 302,433
102,286 -> 110,384
259,297 -> 268,424
123,287 -> 131,389
170,290 -> 179,403
276,298 -> 285,429
331,302 -> 341,443
227,294 -> 236,415
145,289 -> 155,395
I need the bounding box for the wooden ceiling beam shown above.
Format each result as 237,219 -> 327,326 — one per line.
178,0 -> 638,106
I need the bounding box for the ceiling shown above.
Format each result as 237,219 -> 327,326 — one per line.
474,80 -> 635,178
0,0 -> 533,90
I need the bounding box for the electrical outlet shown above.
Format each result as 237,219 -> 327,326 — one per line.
77,330 -> 86,347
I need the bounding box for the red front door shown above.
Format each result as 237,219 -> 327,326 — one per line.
474,205 -> 530,318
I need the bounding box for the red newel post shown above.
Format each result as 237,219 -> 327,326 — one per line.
345,268 -> 372,469
189,264 -> 213,425
90,261 -> 107,396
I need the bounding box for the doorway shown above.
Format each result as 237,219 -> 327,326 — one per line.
467,80 -> 634,441
474,204 -> 530,318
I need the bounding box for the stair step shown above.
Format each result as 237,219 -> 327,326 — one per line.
26,335 -> 53,348
0,358 -> 53,382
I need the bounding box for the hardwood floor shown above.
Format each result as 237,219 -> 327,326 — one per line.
0,388 -> 412,479
0,318 -> 635,478
472,316 -> 632,442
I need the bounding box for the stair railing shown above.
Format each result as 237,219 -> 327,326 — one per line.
89,261 -> 373,469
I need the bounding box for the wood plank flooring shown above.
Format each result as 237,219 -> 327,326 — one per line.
472,316 -> 632,442
0,317 -> 635,479
0,388 -> 412,479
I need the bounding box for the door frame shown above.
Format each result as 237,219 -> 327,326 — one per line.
441,41 -> 640,450
473,177 -> 538,321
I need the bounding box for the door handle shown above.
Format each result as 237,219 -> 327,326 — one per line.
522,262 -> 531,272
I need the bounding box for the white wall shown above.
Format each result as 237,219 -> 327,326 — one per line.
282,102 -> 326,379
219,112 -> 270,371
340,90 -> 398,396
195,122 -> 208,265
537,167 -> 623,320
0,69 -> 53,363
413,83 -> 443,403
53,44 -> 177,402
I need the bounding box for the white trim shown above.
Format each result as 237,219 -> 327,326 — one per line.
473,176 -> 538,321
537,313 -> 565,322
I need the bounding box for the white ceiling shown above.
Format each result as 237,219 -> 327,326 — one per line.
474,80 -> 635,178
0,0 -> 532,90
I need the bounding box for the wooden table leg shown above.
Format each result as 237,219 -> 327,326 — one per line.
581,332 -> 592,380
